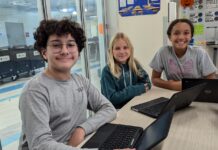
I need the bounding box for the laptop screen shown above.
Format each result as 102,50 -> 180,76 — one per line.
82,109 -> 174,149
131,82 -> 206,118
162,82 -> 207,112
136,109 -> 174,150
182,78 -> 218,103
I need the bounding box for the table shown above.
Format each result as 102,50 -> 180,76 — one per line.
114,86 -> 218,150
80,86 -> 218,150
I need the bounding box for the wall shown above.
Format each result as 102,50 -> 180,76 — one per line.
106,1 -> 170,75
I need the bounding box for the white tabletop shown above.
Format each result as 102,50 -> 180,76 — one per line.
80,86 -> 218,150
113,86 -> 218,150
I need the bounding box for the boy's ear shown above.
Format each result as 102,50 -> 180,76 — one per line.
41,49 -> 47,60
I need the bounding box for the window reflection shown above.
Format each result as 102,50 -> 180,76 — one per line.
84,0 -> 106,89
0,1 -> 42,149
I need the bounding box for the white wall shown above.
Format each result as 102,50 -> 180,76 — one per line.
106,1 -> 170,76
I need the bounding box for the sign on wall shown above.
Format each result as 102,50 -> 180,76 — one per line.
179,0 -> 218,46
118,0 -> 160,17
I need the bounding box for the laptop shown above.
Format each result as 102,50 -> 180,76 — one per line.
82,109 -> 174,150
131,83 -> 206,118
182,78 -> 218,103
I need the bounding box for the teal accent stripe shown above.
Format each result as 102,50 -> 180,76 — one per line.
0,63 -> 100,103
1,132 -> 20,147
0,63 -> 100,94
0,63 -> 101,147
0,83 -> 25,94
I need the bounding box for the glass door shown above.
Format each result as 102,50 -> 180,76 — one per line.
83,0 -> 107,90
0,1 -> 43,149
49,0 -> 107,90
49,0 -> 87,77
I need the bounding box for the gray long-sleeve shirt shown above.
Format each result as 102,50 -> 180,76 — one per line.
18,72 -> 117,150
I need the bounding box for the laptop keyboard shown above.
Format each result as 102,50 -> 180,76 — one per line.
100,125 -> 142,149
140,101 -> 168,114
132,97 -> 169,110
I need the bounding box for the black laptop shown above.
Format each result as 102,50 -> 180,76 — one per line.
82,109 -> 174,150
182,78 -> 218,103
131,83 -> 206,118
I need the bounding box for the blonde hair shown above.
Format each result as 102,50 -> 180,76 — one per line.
108,32 -> 142,78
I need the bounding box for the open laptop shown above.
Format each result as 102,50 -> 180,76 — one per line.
182,78 -> 218,103
131,83 -> 206,118
82,109 -> 174,150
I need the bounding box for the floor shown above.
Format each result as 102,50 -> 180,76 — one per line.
0,79 -> 25,150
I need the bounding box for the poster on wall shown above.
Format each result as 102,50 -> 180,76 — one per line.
179,0 -> 218,46
118,0 -> 160,17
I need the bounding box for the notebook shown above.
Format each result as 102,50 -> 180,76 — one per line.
82,109 -> 174,150
182,78 -> 218,103
131,83 -> 206,118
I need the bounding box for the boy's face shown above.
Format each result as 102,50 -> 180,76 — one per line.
42,34 -> 79,73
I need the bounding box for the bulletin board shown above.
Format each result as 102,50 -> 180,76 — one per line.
118,0 -> 160,17
179,0 -> 218,46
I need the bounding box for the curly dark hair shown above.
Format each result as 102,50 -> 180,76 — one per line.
34,18 -> 86,59
167,18 -> 194,38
